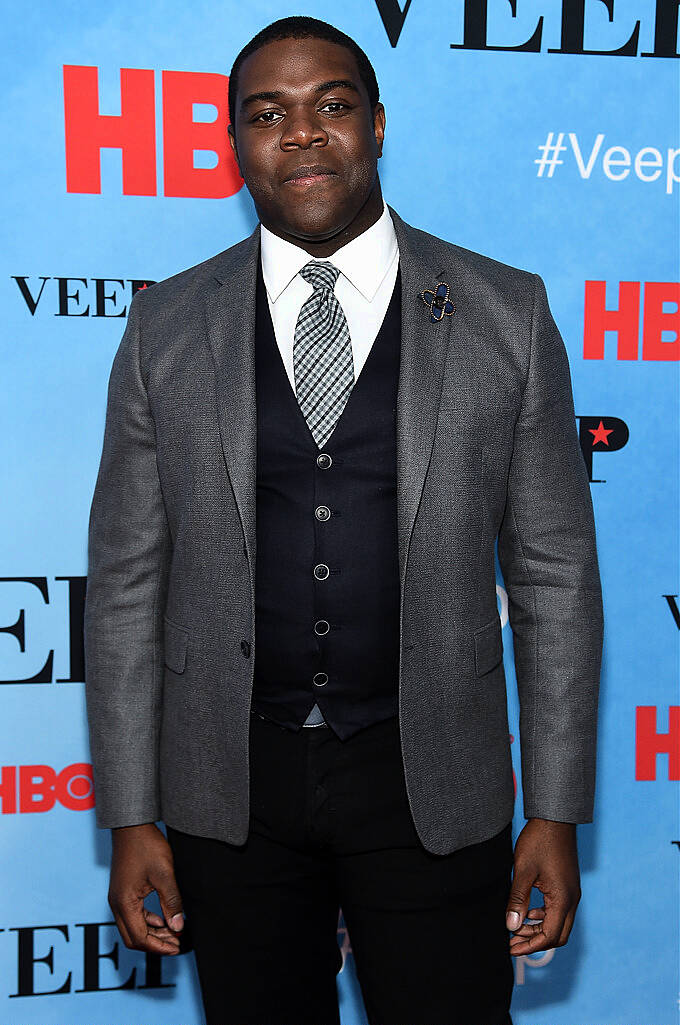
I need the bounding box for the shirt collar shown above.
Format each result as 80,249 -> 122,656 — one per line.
260,201 -> 398,304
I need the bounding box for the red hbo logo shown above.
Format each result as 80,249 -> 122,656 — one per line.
583,281 -> 679,360
0,763 -> 95,813
63,65 -> 244,199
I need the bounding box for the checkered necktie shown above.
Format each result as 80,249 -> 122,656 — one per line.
293,261 -> 355,449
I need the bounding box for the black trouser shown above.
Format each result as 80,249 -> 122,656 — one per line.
166,711 -> 515,1025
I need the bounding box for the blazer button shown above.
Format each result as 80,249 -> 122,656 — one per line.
314,619 -> 330,635
240,640 -> 251,658
313,672 -> 328,687
315,505 -> 331,521
313,564 -> 329,580
316,453 -> 332,469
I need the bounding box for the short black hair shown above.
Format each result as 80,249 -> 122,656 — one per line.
228,16 -> 380,129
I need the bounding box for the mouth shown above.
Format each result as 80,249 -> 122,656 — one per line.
283,165 -> 338,187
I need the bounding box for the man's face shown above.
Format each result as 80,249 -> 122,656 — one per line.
229,36 -> 385,244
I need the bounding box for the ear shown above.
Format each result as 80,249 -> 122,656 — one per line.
228,124 -> 241,173
373,102 -> 386,159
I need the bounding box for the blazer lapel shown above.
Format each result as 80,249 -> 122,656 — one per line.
203,209 -> 459,597
389,207 -> 458,592
204,224 -> 261,569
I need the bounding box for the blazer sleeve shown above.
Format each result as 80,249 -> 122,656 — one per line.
83,290 -> 171,829
497,273 -> 604,824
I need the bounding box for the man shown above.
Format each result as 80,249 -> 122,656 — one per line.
84,15 -> 603,1025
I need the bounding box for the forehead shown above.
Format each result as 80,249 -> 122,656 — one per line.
237,37 -> 366,100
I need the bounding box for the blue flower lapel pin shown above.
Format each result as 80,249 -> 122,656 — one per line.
420,282 -> 456,323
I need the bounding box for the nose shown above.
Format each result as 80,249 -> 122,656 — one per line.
280,109 -> 328,150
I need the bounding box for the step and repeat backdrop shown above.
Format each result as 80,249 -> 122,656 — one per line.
1,1 -> 678,1023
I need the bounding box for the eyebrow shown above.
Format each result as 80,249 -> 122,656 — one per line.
315,79 -> 360,94
240,79 -> 360,110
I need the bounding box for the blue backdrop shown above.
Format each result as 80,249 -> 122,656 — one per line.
1,2 -> 678,1022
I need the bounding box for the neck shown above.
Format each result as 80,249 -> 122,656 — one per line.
261,182 -> 384,258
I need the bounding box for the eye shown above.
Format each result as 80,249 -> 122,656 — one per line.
252,110 -> 283,124
319,101 -> 348,114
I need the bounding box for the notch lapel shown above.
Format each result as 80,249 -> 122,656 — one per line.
204,225 -> 261,569
389,207 -> 458,592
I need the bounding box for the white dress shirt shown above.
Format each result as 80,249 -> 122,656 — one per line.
259,201 -> 399,396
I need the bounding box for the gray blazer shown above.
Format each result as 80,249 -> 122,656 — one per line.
83,207 -> 604,855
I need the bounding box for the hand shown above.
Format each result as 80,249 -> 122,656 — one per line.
505,818 -> 581,956
109,822 -> 185,956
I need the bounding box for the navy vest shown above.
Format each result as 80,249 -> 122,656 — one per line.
252,262 -> 402,740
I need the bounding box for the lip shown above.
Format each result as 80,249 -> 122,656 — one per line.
283,164 -> 338,186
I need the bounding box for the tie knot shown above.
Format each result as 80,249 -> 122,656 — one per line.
299,260 -> 340,293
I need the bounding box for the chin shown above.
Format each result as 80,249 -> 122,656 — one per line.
287,218 -> 343,242
284,204 -> 356,243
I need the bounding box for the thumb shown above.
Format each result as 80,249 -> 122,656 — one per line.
506,872 -> 533,932
155,870 -> 185,932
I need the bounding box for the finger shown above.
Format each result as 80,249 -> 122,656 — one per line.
509,926 -> 552,956
146,922 -> 181,943
143,910 -> 165,928
140,907 -> 180,948
526,907 -> 546,920
114,910 -> 179,955
148,930 -> 181,949
132,911 -> 181,955
111,895 -> 147,950
145,919 -> 181,943
154,869 -> 185,934
508,902 -> 568,956
505,871 -> 534,932
117,897 -> 152,950
556,905 -> 577,947
539,897 -> 570,949
116,897 -> 179,954
112,910 -> 134,951
138,932 -> 183,956
510,921 -> 544,938
142,911 -> 182,941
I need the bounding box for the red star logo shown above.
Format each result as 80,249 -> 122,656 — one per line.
589,420 -> 614,446
139,283 -> 148,290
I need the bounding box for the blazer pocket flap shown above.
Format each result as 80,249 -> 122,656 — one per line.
163,617 -> 189,674
473,616 -> 503,677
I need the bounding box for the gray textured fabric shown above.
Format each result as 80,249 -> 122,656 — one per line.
83,207 -> 604,855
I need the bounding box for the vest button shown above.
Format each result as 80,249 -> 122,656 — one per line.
240,640 -> 251,658
313,564 -> 329,580
315,505 -> 331,521
314,619 -> 330,635
313,672 -> 328,687
316,453 -> 332,469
